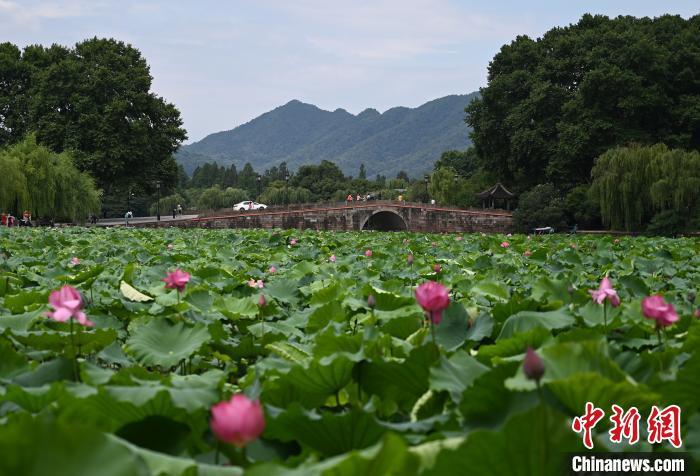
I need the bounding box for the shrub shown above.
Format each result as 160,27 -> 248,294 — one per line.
514,184 -> 568,232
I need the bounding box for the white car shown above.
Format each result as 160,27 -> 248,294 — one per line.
233,201 -> 268,211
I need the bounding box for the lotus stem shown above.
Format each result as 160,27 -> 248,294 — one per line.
603,302 -> 608,335
69,317 -> 79,382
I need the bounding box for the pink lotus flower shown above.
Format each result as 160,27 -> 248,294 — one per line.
46,285 -> 94,327
415,281 -> 450,325
642,295 -> 679,327
588,276 -> 620,307
455,236 -> 463,241
613,239 -> 620,245
258,294 -> 266,307
167,244 -> 174,251
210,394 -> 265,448
500,241 -> 510,248
694,309 -> 700,319
523,249 -> 532,257
290,239 -> 297,246
268,265 -> 277,273
407,253 -> 414,265
433,264 -> 441,273
506,233 -> 512,237
523,347 -> 545,382
70,256 -> 80,266
570,243 -> 577,249
248,279 -> 264,289
364,249 -> 372,257
163,269 -> 190,293
329,254 -> 336,263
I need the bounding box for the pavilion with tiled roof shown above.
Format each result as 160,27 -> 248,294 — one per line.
476,183 -> 516,210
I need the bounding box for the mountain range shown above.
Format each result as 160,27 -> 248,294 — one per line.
176,92 -> 478,178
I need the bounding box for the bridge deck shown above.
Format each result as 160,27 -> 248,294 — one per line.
193,201 -> 511,223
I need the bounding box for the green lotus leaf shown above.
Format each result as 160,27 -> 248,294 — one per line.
124,319 -> 210,368
498,308 -> 575,339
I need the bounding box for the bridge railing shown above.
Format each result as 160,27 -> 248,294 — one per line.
193,200 -> 512,218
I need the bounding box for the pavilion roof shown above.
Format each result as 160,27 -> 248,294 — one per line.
476,182 -> 516,199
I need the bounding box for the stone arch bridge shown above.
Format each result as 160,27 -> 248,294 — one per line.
147,201 -> 513,233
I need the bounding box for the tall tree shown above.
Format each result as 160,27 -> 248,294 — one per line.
359,163 -> 367,179
467,14 -> 700,191
0,38 -> 186,195
238,163 -> 258,197
291,160 -> 346,201
434,148 -> 478,177
222,164 -> 238,188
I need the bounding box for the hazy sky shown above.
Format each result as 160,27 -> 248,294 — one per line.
1,1 -> 698,142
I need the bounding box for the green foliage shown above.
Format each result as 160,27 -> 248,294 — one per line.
223,188 -> 249,207
0,38 -> 186,194
0,135 -> 100,221
467,14 -> 700,191
513,184 -> 568,232
428,168 -> 460,206
428,166 -> 491,208
434,148 -> 478,177
1,228 -> 699,473
590,144 -> 700,232
259,186 -> 312,205
148,193 -> 186,216
196,187 -> 226,210
563,185 -> 600,229
291,160 -> 348,201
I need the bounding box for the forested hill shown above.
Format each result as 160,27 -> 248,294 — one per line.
176,93 -> 478,177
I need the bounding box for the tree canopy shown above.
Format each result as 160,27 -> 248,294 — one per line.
0,135 -> 100,222
466,14 -> 700,192
590,144 -> 700,232
0,38 -> 186,195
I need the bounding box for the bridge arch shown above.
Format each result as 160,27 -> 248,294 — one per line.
360,209 -> 408,232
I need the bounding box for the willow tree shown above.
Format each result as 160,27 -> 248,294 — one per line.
590,144 -> 700,231
259,186 -> 311,205
0,154 -> 27,213
0,135 -> 100,222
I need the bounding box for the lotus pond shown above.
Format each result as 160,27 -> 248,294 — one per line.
0,228 -> 698,475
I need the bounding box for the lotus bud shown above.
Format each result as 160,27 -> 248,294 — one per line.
523,347 -> 545,383
367,294 -> 376,308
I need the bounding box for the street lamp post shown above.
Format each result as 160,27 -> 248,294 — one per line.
424,175 -> 429,203
156,181 -> 161,221
285,173 -> 290,208
257,175 -> 261,201
127,189 -> 134,213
